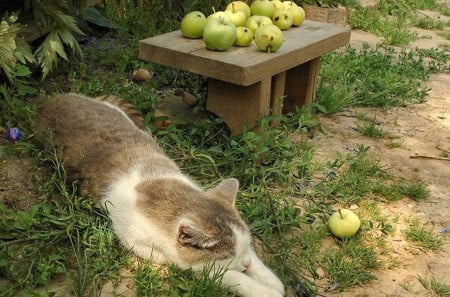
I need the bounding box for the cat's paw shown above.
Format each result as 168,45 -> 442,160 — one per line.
248,284 -> 284,297
259,274 -> 285,295
245,266 -> 285,295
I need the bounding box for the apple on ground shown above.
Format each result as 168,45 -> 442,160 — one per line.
226,1 -> 251,19
254,24 -> 283,53
180,11 -> 207,39
203,16 -> 237,51
226,9 -> 247,27
250,0 -> 275,18
272,8 -> 293,30
327,209 -> 361,239
286,5 -> 305,26
234,26 -> 253,46
245,15 -> 272,34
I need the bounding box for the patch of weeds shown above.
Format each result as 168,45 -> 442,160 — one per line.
313,145 -> 428,204
385,140 -> 403,148
0,142 -> 128,295
0,85 -> 35,139
357,120 -> 388,139
358,201 -> 395,236
437,31 -> 450,40
134,261 -> 166,296
317,44 -> 448,113
413,16 -> 445,30
314,145 -> 386,204
351,0 -> 418,45
419,275 -> 450,297
404,218 -> 444,250
166,265 -> 235,297
406,0 -> 450,15
321,237 -> 379,289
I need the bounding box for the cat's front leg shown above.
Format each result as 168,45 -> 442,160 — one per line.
220,269 -> 283,297
244,248 -> 285,295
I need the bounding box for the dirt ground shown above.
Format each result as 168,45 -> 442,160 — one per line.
1,8 -> 449,297
310,18 -> 450,296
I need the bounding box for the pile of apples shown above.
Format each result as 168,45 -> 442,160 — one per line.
180,0 -> 305,53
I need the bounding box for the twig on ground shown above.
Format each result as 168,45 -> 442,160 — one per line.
410,155 -> 450,161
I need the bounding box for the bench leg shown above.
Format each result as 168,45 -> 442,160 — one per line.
283,57 -> 321,113
270,72 -> 286,127
207,78 -> 271,134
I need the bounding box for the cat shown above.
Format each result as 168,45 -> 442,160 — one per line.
34,93 -> 285,297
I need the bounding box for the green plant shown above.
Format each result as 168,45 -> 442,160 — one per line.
321,237 -> 379,289
419,275 -> 450,297
0,14 -> 35,84
317,44 -> 449,113
405,219 -> 445,251
0,1 -> 84,82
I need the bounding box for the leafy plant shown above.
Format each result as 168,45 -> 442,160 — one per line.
0,0 -> 84,84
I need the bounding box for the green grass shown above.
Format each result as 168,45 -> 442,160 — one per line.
316,44 -> 449,113
351,0 -> 450,45
419,275 -> 450,297
321,237 -> 379,289
405,219 -> 445,251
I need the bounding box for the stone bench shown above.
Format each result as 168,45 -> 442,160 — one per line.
139,20 -> 350,134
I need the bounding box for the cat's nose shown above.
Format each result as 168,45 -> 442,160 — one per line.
242,258 -> 251,271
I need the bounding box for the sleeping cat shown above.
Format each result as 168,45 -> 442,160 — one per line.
34,93 -> 285,297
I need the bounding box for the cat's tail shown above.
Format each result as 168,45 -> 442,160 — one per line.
97,95 -> 146,130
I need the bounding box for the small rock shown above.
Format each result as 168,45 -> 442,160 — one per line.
349,204 -> 359,210
132,68 -> 152,83
181,91 -> 198,107
152,109 -> 171,127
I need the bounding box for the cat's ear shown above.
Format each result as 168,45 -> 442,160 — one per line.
207,178 -> 239,207
177,218 -> 219,249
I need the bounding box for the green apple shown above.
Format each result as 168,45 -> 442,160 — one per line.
282,1 -> 298,8
328,209 -> 361,239
271,8 -> 293,30
254,24 -> 283,53
226,10 -> 247,27
207,11 -> 232,22
250,0 -> 275,18
226,1 -> 251,19
271,0 -> 285,9
288,5 -> 305,26
180,11 -> 207,39
234,26 -> 253,46
245,15 -> 272,34
203,16 -> 237,51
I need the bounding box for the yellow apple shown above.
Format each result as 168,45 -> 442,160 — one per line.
226,10 -> 247,27
328,209 -> 361,239
288,5 -> 305,26
180,11 -> 207,39
272,8 -> 293,30
250,0 -> 275,18
234,26 -> 254,46
254,24 -> 283,52
226,1 -> 251,19
245,15 -> 272,34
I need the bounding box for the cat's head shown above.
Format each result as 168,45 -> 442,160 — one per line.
136,178 -> 253,272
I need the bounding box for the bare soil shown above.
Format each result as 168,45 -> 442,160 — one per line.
310,25 -> 450,296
